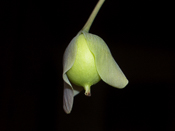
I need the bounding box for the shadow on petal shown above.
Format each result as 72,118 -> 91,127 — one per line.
72,83 -> 83,96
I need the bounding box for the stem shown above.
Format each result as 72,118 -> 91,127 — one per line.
82,0 -> 105,32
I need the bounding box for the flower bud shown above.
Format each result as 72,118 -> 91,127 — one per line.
62,0 -> 128,114
63,31 -> 128,113
66,34 -> 101,96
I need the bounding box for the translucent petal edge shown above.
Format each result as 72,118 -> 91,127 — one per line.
62,32 -> 83,113
62,33 -> 79,114
63,82 -> 74,114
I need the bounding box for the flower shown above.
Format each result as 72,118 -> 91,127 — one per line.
63,31 -> 128,113
62,0 -> 128,114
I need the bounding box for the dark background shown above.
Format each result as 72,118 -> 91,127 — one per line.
0,0 -> 174,131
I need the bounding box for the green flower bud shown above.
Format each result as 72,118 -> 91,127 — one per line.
66,34 -> 101,96
63,31 -> 128,113
62,0 -> 128,114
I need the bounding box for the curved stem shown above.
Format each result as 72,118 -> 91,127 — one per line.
82,0 -> 105,32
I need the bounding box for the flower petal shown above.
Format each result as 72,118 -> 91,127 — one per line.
83,31 -> 128,89
62,36 -> 77,113
63,34 -> 78,87
63,82 -> 83,114
63,82 -> 74,114
63,32 -> 83,113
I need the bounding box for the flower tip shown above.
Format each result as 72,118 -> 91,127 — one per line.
84,85 -> 91,96
63,102 -> 73,114
85,91 -> 91,96
63,105 -> 72,114
117,79 -> 129,89
64,109 -> 71,114
66,111 -> 71,114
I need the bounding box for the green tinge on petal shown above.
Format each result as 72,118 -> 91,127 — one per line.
83,31 -> 129,89
63,34 -> 78,88
63,32 -> 83,95
63,32 -> 83,114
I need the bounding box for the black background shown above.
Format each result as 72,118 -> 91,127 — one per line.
0,0 -> 174,131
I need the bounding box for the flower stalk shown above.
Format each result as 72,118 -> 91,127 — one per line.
82,0 -> 105,32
